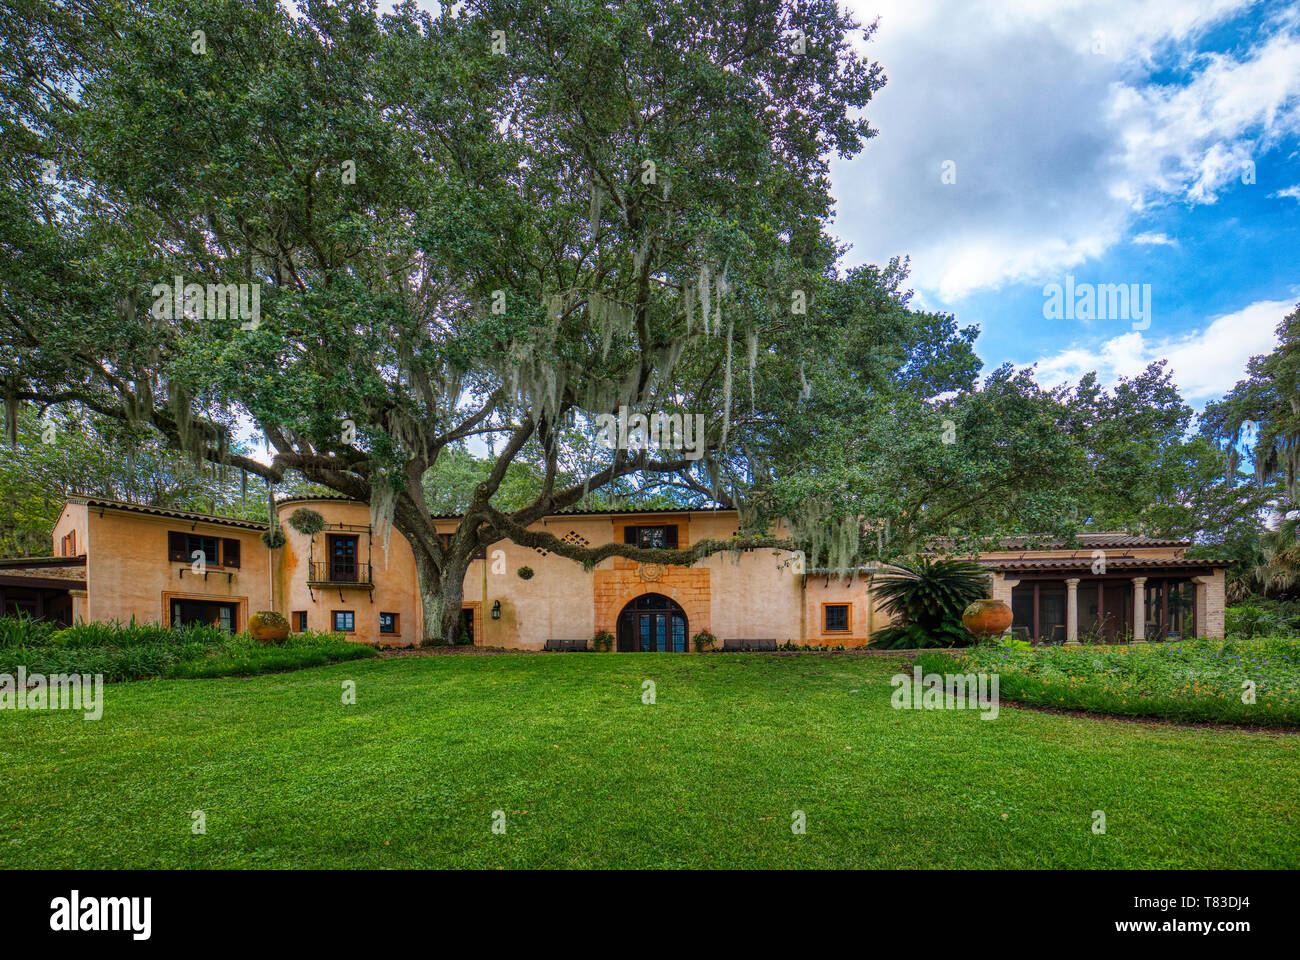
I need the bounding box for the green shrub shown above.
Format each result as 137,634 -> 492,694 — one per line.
0,613 -> 57,648
591,631 -> 614,652
922,636 -> 1300,727
47,619 -> 227,650
871,619 -> 975,650
167,631 -> 376,678
1226,602 -> 1283,639
0,618 -> 373,681
871,558 -> 987,647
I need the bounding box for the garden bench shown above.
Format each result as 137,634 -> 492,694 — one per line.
722,639 -> 778,651
543,638 -> 588,651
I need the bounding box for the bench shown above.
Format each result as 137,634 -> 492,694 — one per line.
722,639 -> 779,652
543,638 -> 589,652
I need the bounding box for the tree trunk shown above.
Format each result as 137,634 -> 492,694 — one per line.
410,536 -> 472,646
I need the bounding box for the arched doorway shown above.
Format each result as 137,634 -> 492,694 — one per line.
617,594 -> 689,652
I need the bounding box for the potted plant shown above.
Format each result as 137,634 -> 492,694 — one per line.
692,630 -> 718,652
517,566 -> 535,580
288,507 -> 327,536
249,610 -> 290,644
591,631 -> 613,652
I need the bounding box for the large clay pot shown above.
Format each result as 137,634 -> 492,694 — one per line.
249,611 -> 290,644
962,599 -> 1013,641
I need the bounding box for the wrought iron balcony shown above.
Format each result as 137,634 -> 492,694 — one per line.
308,561 -> 373,586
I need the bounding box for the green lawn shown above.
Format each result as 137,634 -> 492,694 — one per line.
2,652 -> 1298,869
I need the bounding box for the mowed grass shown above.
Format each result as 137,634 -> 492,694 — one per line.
2,653 -> 1298,869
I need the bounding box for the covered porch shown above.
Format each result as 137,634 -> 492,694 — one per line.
0,556 -> 87,626
984,558 -> 1230,644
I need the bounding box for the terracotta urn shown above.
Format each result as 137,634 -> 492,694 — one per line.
249,611 -> 290,644
962,599 -> 1013,641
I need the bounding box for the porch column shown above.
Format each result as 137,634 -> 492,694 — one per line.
1131,577 -> 1147,642
69,589 -> 87,625
1065,577 -> 1080,645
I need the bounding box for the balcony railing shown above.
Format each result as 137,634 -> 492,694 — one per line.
308,561 -> 373,586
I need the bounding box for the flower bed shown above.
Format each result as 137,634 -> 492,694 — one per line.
917,636 -> 1300,727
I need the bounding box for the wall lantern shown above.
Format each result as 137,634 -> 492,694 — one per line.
491,600 -> 502,620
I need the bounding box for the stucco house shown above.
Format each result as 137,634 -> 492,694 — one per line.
2,494 -> 1230,648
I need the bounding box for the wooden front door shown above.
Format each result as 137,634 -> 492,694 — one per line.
329,534 -> 358,582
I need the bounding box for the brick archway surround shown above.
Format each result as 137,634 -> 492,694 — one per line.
593,565 -> 710,638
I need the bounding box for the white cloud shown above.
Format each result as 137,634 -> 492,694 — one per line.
1108,31 -> 1300,207
1273,183 -> 1300,201
833,0 -> 1296,300
1031,298 -> 1293,401
1132,231 -> 1178,245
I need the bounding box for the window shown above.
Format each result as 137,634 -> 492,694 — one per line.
333,610 -> 355,632
61,531 -> 76,557
624,524 -> 679,550
188,534 -> 219,566
293,611 -> 307,632
379,612 -> 399,634
167,532 -> 240,567
171,599 -> 237,633
823,603 -> 850,633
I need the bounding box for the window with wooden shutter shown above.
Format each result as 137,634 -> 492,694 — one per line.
624,525 -> 637,545
664,524 -> 678,549
168,531 -> 187,562
222,538 -> 240,568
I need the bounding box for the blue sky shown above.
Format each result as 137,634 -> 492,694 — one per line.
832,0 -> 1300,407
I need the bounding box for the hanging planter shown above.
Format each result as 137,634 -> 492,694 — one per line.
261,526 -> 286,549
288,507 -> 327,536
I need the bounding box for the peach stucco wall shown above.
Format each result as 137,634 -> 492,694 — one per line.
51,503 -> 89,559
64,504 -> 271,628
277,500 -> 424,646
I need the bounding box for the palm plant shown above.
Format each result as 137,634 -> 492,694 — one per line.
1229,514 -> 1300,602
870,558 -> 988,649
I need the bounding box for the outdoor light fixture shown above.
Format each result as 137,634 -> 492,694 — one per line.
491,600 -> 501,620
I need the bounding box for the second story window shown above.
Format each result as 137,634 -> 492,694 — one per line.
624,524 -> 679,550
168,532 -> 242,568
